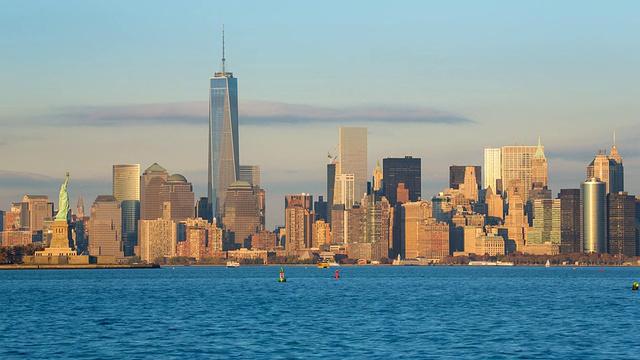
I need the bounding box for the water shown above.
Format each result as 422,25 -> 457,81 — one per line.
1,266 -> 639,359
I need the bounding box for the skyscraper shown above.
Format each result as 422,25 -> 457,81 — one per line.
449,165 -> 481,190
338,127 -> 367,203
483,148 -> 501,192
239,165 -> 260,187
372,160 -> 383,192
113,164 -> 140,202
326,162 -> 336,226
531,138 -> 548,188
581,178 -> 606,253
208,28 -> 239,222
140,163 -> 169,220
501,144 -> 539,201
383,156 -> 421,207
608,191 -> 636,256
222,181 -> 260,250
159,174 -> 195,221
113,164 -> 140,257
587,138 -> 623,195
559,189 -> 581,254
87,195 -> 124,258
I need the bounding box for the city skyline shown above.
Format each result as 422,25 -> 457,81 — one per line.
2,1 -> 640,229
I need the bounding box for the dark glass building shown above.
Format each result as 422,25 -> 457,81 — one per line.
559,189 -> 580,254
608,191 -> 636,256
383,156 -> 421,207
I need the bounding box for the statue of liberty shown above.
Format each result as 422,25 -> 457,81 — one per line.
55,172 -> 70,222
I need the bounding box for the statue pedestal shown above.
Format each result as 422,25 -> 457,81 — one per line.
36,220 -> 76,257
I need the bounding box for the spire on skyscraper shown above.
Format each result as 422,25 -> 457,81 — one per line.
221,24 -> 226,75
534,136 -> 546,159
76,191 -> 85,219
610,131 -> 622,164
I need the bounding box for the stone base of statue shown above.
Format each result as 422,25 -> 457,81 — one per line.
32,220 -> 79,263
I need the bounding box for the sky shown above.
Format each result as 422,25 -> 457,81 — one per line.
2,0 -> 639,229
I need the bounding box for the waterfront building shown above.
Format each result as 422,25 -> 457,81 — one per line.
383,156 -> 421,207
312,219 -> 331,248
175,218 -> 223,260
501,143 -> 539,201
528,198 -> 561,246
475,235 -> 506,256
285,198 -> 313,254
140,163 -> 169,220
222,181 -> 260,249
208,29 -> 239,221
159,174 -> 195,221
608,191 -> 636,256
401,200 -> 433,259
113,164 -> 140,256
483,148 -> 502,192
249,230 -> 278,251
338,127 -> 368,203
87,195 -> 124,258
581,178 -> 606,253
559,189 -> 581,254
138,219 -> 176,263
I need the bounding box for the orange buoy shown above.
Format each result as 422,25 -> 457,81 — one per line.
334,270 -> 340,278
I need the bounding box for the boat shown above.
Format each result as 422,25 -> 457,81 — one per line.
226,261 -> 240,268
545,259 -> 550,268
328,262 -> 340,267
317,262 -> 330,268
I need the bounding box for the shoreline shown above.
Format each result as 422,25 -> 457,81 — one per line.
0,264 -> 160,270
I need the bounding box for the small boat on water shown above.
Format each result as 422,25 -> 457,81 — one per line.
545,259 -> 550,268
317,262 -> 330,268
226,261 -> 240,268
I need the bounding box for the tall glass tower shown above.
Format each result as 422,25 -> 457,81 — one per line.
208,27 -> 239,222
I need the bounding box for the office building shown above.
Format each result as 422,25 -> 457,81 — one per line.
338,127 -> 367,203
383,156 -> 421,207
87,195 -> 124,258
531,138 -> 548,188
401,200 -> 433,259
372,160 -> 383,192
22,195 -> 53,233
450,165 -> 481,191
581,179 -> 606,253
528,198 -> 561,246
113,164 -> 140,256
559,189 -> 581,254
222,181 -> 260,249
608,191 -> 636,256
159,174 -> 195,221
238,165 -> 260,187
334,174 -> 355,210
314,196 -> 327,222
140,163 -> 169,220
326,162 -> 336,226
483,148 -> 502,192
501,143 -> 539,201
587,138 -> 623,195
208,30 -> 239,221
285,198 -> 313,253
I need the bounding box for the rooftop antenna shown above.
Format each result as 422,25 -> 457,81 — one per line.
221,24 -> 226,75
613,130 -> 616,146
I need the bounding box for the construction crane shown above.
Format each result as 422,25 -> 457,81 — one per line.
327,144 -> 338,163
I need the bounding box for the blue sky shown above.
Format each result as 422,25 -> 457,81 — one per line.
2,0 -> 639,228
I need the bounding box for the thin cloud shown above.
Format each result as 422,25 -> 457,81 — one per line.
37,101 -> 475,127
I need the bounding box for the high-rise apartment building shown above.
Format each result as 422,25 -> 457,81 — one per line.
113,164 -> 140,256
140,163 -> 169,220
483,148 -> 502,192
159,174 -> 195,221
608,191 -> 636,256
559,189 -> 581,254
285,198 -> 313,254
208,30 -> 239,221
581,179 -> 606,253
501,143 -> 540,201
338,127 -> 367,203
138,219 -> 176,263
333,174 -> 355,210
587,139 -> 623,195
87,195 -> 124,258
383,156 -> 421,207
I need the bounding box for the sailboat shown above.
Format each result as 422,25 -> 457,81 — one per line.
545,259 -> 550,268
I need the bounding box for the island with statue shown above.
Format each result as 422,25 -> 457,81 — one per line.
19,173 -> 157,268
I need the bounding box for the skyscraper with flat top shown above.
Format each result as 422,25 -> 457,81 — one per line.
338,127 -> 367,203
208,27 -> 239,222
